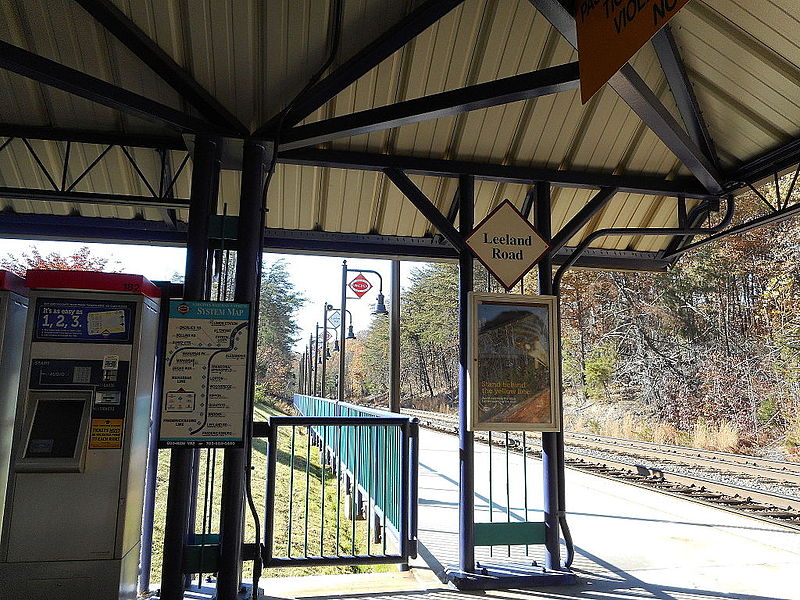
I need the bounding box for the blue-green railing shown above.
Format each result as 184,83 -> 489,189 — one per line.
294,394 -> 410,532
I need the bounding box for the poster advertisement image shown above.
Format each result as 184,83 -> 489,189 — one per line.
468,293 -> 560,431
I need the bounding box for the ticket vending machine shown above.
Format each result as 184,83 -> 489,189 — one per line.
0,271 -> 28,538
0,270 -> 159,600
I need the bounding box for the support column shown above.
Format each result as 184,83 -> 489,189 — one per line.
535,182 -> 561,570
458,175 -> 475,574
160,135 -> 221,600
138,282 -> 172,594
389,260 -> 401,413
307,337 -> 314,395
217,140 -> 270,600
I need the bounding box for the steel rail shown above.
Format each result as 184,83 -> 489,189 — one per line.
564,454 -> 800,533
565,432 -> 800,487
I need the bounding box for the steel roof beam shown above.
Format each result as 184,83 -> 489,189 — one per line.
0,186 -> 189,210
255,0 -> 467,134
663,201 -> 800,260
526,0 -> 723,195
725,136 -> 800,191
75,0 -> 247,136
0,212 -> 670,270
277,62 -> 580,151
279,148 -> 711,198
0,213 -> 186,245
383,168 -> 466,250
0,41 -> 225,134
652,25 -> 718,171
521,188 -> 536,220
550,187 -> 618,254
0,124 -> 186,149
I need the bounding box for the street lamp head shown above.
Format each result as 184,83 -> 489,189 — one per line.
333,339 -> 340,351
325,347 -> 332,359
373,292 -> 388,316
346,324 -> 356,339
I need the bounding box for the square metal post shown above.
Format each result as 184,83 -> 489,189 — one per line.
216,140 -> 270,600
535,182 -> 561,570
457,174 -> 475,573
160,135 -> 221,600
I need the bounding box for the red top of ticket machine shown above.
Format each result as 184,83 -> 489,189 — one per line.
24,270 -> 161,299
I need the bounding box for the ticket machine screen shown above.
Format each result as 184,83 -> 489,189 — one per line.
17,391 -> 91,471
25,398 -> 86,459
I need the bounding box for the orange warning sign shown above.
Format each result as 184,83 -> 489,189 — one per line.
576,0 -> 691,103
89,418 -> 123,449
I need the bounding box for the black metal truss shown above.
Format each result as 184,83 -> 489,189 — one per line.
664,203 -> 800,263
725,136 -> 800,193
652,25 -> 719,172
255,0 -> 468,134
0,187 -> 189,210
526,0 -> 723,195
0,130 -> 709,206
0,41 -> 225,134
74,0 -> 247,136
7,126 -> 798,205
278,63 -> 580,151
0,135 -> 190,207
279,148 -> 711,198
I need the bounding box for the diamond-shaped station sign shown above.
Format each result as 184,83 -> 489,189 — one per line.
465,199 -> 550,290
328,310 -> 341,328
348,273 -> 373,298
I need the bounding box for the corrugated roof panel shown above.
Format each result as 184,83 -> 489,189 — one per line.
1,0 -> 184,114
676,1 -> 800,166
217,170 -> 241,217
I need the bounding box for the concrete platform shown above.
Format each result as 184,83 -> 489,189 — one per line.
258,427 -> 800,600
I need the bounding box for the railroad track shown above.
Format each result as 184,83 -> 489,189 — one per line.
394,407 -> 800,533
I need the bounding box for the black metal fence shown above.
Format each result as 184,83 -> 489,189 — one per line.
252,395 -> 418,568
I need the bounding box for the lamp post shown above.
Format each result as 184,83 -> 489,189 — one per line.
321,304 -> 330,398
311,323 -> 319,396
306,335 -> 313,395
338,260 -> 389,403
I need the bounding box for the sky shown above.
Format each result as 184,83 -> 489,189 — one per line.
0,238 -> 421,352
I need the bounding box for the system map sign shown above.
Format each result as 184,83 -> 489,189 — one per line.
159,300 -> 250,448
468,293 -> 560,432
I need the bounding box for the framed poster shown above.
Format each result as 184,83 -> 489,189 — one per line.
468,292 -> 560,432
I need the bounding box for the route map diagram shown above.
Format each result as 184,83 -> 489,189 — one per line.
159,301 -> 249,448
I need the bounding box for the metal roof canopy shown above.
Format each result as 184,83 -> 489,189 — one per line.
0,0 -> 797,270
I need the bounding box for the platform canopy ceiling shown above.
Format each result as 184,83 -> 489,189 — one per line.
0,0 -> 798,270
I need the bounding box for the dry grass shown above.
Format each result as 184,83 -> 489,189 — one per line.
691,420 -> 740,452
566,406 -> 740,453
147,402 -> 391,589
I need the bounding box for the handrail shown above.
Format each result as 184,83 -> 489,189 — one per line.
292,394 -> 417,538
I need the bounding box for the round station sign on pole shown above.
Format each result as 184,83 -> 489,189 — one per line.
347,273 -> 373,298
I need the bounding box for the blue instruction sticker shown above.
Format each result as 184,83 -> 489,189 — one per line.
33,299 -> 137,343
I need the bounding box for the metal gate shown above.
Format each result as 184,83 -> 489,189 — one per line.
252,395 -> 419,568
